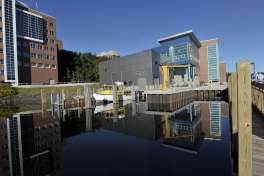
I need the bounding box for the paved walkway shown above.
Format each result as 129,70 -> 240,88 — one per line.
252,110 -> 264,176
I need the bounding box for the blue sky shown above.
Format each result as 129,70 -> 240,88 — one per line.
22,0 -> 264,72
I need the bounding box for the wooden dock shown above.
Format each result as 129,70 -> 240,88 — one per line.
228,61 -> 264,176
145,86 -> 227,112
252,110 -> 264,176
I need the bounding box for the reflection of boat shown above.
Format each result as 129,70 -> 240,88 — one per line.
94,101 -> 131,114
93,84 -> 132,102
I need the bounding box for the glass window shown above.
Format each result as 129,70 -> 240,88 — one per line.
16,9 -> 46,41
0,69 -> 4,76
208,44 -> 219,82
32,62 -> 37,67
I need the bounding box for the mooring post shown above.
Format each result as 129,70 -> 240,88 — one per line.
230,72 -> 238,134
41,89 -> 47,111
84,85 -> 93,108
113,84 -> 118,104
237,60 -> 252,176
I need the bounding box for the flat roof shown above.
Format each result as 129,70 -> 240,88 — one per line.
200,38 -> 219,43
158,30 -> 202,48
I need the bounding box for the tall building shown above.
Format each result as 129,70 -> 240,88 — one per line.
0,0 -> 58,85
199,39 -> 220,84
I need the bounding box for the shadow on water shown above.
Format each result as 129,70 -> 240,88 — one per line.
0,100 -> 232,176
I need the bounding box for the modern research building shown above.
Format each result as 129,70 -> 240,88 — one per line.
0,0 -> 59,85
99,30 -> 226,88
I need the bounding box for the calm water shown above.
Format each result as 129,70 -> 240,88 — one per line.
0,101 -> 232,176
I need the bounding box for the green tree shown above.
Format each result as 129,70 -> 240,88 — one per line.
0,83 -> 18,98
58,50 -> 109,83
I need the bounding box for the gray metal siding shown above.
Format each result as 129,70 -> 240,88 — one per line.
99,50 -> 159,86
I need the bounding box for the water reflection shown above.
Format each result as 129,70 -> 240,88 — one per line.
0,101 -> 230,176
0,112 -> 62,176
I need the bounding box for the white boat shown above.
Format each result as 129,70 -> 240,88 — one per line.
93,83 -> 132,102
93,93 -> 132,102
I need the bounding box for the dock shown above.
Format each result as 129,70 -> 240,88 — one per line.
145,85 -> 227,112
228,60 -> 264,176
252,82 -> 264,176
252,111 -> 264,176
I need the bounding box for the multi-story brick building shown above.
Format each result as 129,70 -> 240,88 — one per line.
0,0 -> 58,85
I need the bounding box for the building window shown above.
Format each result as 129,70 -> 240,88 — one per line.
30,43 -> 36,48
31,53 -> 36,58
38,54 -> 42,59
51,65 -> 56,69
0,59 -> 3,64
0,48 -> 3,53
0,38 -> 2,42
32,63 -> 37,67
37,63 -> 44,68
0,69 -> 4,76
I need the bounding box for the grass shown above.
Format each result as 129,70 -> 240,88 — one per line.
16,83 -> 100,96
17,86 -> 84,95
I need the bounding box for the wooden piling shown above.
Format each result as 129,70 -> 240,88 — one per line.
231,72 -> 238,134
237,60 -> 252,176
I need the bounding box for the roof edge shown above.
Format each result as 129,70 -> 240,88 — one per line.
158,30 -> 201,48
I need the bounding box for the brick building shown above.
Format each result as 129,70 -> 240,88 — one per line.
0,0 -> 59,85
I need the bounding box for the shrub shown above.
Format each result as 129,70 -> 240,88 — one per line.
0,83 -> 18,98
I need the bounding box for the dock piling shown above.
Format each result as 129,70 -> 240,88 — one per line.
237,60 -> 252,176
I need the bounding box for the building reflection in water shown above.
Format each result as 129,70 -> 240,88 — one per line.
0,100 -> 228,175
0,111 -> 62,176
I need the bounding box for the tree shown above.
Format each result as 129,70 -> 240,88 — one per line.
58,50 -> 109,83
0,83 -> 18,98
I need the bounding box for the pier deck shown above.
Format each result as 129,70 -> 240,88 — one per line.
144,85 -> 227,95
252,110 -> 264,176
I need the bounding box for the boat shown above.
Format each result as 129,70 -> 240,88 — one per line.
93,83 -> 132,102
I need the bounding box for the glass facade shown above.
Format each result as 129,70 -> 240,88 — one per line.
153,35 -> 199,66
209,102 -> 221,137
4,0 -> 17,81
16,9 -> 46,42
208,44 -> 220,82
